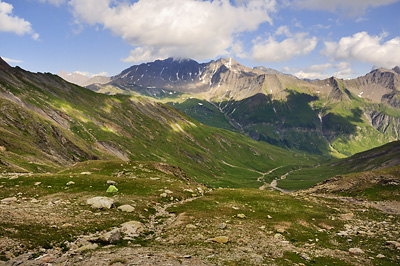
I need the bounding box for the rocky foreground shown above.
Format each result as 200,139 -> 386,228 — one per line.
1,162 -> 399,265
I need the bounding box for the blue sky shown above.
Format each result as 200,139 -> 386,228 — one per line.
1,0 -> 400,79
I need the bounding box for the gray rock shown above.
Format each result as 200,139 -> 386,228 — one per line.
300,253 -> 311,261
1,197 -> 17,204
185,224 -> 197,229
86,197 -> 114,209
80,172 -> 91,175
77,243 -> 98,252
118,204 -> 135,213
376,254 -> 385,258
66,181 -> 75,186
385,241 -> 400,249
121,221 -> 144,237
107,180 -> 117,185
99,228 -> 121,243
219,223 -> 228,230
349,248 -> 364,255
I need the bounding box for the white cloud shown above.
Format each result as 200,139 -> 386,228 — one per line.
288,61 -> 354,79
251,29 -> 318,62
0,0 -> 38,39
3,57 -> 22,64
322,31 -> 400,68
291,0 -> 400,15
294,71 -> 330,80
68,0 -> 277,63
74,71 -> 108,77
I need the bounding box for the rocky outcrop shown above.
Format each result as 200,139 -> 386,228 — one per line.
365,109 -> 400,138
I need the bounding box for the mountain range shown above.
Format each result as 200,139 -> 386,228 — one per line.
85,57 -> 400,157
57,70 -> 110,87
0,57 -> 311,188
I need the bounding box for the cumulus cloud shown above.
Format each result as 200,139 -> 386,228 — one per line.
286,62 -> 354,79
251,27 -> 318,62
322,31 -> 400,68
0,0 -> 38,39
291,0 -> 400,15
68,0 -> 277,62
294,71 -> 330,80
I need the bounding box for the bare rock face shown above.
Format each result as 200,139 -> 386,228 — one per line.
86,197 -> 115,209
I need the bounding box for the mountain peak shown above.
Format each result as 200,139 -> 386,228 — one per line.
0,57 -> 12,71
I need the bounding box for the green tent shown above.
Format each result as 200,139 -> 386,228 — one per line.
106,185 -> 118,193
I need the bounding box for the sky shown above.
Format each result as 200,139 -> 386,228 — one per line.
1,0 -> 400,80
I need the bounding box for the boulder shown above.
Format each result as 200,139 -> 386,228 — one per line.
121,221 -> 144,237
99,228 -> 121,243
86,197 -> 115,209
385,241 -> 400,249
118,204 -> 135,213
107,180 -> 117,185
349,248 -> 364,255
1,197 -> 17,204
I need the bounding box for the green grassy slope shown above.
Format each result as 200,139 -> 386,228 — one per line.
278,140 -> 400,190
169,85 -> 400,158
0,65 -> 313,188
307,164 -> 400,201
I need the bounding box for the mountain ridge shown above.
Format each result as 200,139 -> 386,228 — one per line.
92,57 -> 400,157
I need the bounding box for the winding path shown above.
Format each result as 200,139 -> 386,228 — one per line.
258,167 -> 292,193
